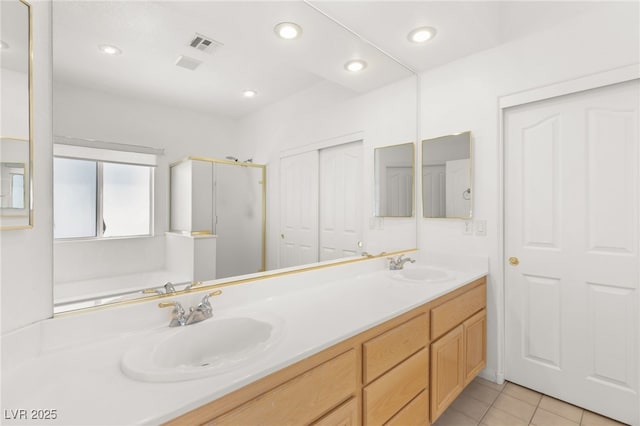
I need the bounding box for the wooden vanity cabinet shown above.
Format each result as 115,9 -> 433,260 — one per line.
165,277 -> 486,426
429,282 -> 487,423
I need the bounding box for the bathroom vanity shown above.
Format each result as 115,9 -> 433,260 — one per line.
165,276 -> 486,426
1,253 -> 487,425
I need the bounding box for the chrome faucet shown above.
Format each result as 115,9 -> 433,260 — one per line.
388,254 -> 415,270
142,281 -> 177,295
158,301 -> 187,327
158,290 -> 222,327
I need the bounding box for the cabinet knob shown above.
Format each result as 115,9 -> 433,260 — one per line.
508,257 -> 519,266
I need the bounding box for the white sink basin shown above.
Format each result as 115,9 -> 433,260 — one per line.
121,314 -> 282,382
390,266 -> 455,283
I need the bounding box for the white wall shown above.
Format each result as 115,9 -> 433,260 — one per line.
52,82 -> 239,282
237,78 -> 418,270
0,0 -> 53,334
417,4 -> 640,382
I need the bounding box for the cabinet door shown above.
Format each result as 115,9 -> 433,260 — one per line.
430,325 -> 464,423
464,309 -> 486,386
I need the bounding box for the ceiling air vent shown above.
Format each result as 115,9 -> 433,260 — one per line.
175,55 -> 202,71
189,33 -> 223,54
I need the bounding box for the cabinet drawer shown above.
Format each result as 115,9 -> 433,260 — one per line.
363,348 -> 428,426
363,313 -> 428,383
431,283 -> 486,340
210,350 -> 356,426
311,397 -> 358,426
385,390 -> 429,426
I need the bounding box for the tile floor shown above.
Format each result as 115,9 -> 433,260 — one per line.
433,377 -> 629,426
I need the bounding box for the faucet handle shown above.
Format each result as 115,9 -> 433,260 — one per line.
184,281 -> 204,291
158,300 -> 185,313
201,289 -> 222,304
159,301 -> 187,327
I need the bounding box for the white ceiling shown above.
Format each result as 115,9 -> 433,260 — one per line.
52,1 -> 607,119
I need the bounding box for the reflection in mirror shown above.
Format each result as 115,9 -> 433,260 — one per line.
0,0 -> 32,229
422,131 -> 472,219
52,1 -> 417,313
170,157 -> 266,280
374,143 -> 414,217
0,162 -> 26,209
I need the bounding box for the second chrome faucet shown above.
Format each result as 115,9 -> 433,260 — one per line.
388,254 -> 415,270
159,290 -> 222,327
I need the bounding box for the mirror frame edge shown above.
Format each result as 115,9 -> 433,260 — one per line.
53,247 -> 418,317
373,141 -> 416,218
421,130 -> 473,220
0,0 -> 34,231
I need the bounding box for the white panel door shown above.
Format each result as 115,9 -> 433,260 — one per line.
279,151 -> 319,268
319,141 -> 363,261
385,166 -> 413,216
445,158 -> 471,218
422,165 -> 445,217
505,80 -> 639,425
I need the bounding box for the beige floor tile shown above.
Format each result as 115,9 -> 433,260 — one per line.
480,407 -> 528,426
461,381 -> 501,405
538,395 -> 583,423
450,393 -> 491,421
581,410 -> 628,426
433,408 -> 478,426
532,408 -> 580,426
492,393 -> 537,423
474,377 -> 506,392
502,382 -> 543,406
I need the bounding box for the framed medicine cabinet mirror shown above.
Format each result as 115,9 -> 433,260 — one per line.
0,0 -> 32,230
422,131 -> 472,219
374,142 -> 414,217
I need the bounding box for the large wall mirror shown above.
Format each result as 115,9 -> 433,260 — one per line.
0,0 -> 32,230
52,2 -> 417,313
422,131 -> 472,219
374,142 -> 414,217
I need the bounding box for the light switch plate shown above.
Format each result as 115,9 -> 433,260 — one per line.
463,220 -> 473,235
369,217 -> 384,230
475,220 -> 487,236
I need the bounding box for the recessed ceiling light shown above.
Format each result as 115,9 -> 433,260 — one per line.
408,26 -> 437,43
0,40 -> 9,50
98,44 -> 122,56
344,59 -> 367,73
274,22 -> 302,40
243,90 -> 257,98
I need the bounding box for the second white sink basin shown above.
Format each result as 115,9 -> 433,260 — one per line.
121,314 -> 283,382
390,266 -> 455,283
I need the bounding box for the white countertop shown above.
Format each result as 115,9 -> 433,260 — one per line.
1,252 -> 488,425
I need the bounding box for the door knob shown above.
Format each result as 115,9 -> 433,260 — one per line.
508,257 -> 519,266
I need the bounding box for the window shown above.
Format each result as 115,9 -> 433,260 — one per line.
54,158 -> 153,239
